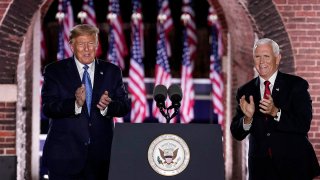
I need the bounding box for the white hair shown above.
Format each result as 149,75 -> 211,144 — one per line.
253,38 -> 280,55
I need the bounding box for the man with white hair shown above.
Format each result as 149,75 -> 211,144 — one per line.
231,38 -> 320,179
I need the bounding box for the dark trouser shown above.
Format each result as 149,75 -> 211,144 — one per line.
49,161 -> 108,180
49,147 -> 109,180
249,156 -> 279,180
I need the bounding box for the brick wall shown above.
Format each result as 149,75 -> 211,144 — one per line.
210,0 -> 256,179
273,0 -> 320,162
0,0 -> 42,84
0,102 -> 16,155
0,0 -> 319,179
0,0 -> 12,24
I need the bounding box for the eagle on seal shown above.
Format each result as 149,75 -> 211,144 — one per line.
159,148 -> 179,164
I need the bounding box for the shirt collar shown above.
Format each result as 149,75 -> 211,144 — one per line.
74,56 -> 95,72
259,70 -> 278,86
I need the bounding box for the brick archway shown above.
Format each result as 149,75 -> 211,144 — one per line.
246,0 -> 295,73
1,0 -> 319,180
0,0 -> 50,179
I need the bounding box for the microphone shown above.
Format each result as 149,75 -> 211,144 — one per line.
153,85 -> 167,108
167,84 -> 183,109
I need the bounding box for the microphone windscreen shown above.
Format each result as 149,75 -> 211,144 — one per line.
168,84 -> 182,102
153,85 -> 167,102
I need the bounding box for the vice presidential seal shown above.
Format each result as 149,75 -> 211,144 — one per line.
148,134 -> 190,176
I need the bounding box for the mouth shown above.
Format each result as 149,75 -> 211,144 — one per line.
260,65 -> 268,70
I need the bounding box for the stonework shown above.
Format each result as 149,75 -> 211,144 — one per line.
0,0 -> 319,179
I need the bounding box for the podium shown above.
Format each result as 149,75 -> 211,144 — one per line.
108,123 -> 225,180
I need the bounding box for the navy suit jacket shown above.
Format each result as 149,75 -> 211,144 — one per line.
231,71 -> 320,179
41,57 -> 130,175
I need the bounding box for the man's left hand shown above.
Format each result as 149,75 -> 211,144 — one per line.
259,94 -> 278,117
97,91 -> 112,110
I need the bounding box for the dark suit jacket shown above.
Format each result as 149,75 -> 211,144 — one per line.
41,57 -> 130,175
231,71 -> 320,179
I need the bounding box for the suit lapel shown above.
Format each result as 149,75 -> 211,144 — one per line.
253,77 -> 261,105
92,60 -> 104,105
272,72 -> 284,105
252,77 -> 266,119
66,57 -> 82,91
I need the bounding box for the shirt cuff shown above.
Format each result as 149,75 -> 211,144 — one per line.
274,108 -> 281,122
243,117 -> 252,131
100,107 -> 108,116
75,101 -> 82,115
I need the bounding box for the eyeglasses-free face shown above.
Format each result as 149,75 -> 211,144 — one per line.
253,44 -> 281,80
70,34 -> 98,64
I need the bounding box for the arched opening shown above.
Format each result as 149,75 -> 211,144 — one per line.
0,0 -> 297,179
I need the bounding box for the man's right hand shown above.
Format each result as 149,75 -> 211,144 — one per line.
240,95 -> 255,124
75,84 -> 86,107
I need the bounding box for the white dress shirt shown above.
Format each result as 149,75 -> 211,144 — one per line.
243,71 -> 281,131
74,58 -> 108,116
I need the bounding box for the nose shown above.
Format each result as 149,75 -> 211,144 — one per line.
260,57 -> 267,64
83,43 -> 89,51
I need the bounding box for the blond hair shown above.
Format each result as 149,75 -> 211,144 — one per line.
69,24 -> 99,44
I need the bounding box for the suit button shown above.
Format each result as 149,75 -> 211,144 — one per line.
267,133 -> 271,136
88,123 -> 92,127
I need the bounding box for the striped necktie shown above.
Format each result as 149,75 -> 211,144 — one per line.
82,65 -> 92,115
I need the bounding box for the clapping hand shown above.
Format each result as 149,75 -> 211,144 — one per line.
75,84 -> 86,107
97,91 -> 112,110
240,95 -> 255,124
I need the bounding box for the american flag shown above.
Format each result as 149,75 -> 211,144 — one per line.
208,7 -> 224,125
181,0 -> 197,60
56,0 -> 74,60
180,0 -> 196,124
80,0 -> 103,57
128,0 -> 149,123
107,0 -> 128,70
152,24 -> 172,123
157,0 -> 173,57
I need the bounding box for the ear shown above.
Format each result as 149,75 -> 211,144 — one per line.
95,38 -> 99,50
69,42 -> 75,53
276,54 -> 281,65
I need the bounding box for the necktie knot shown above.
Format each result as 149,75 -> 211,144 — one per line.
83,64 -> 89,71
264,80 -> 270,87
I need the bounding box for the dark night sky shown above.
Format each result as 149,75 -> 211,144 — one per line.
42,0 -> 211,78
44,0 -> 209,27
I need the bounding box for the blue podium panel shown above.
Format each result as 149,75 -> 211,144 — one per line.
109,123 -> 224,180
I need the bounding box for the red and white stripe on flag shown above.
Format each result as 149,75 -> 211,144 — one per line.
152,22 -> 172,123
81,0 -> 103,57
63,0 -> 74,58
180,0 -> 196,124
107,0 -> 128,70
157,0 -> 173,57
208,6 -> 224,125
56,0 -> 74,60
128,0 -> 149,123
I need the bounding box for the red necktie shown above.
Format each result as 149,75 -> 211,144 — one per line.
263,80 -> 272,157
264,81 -> 271,99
